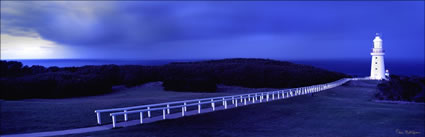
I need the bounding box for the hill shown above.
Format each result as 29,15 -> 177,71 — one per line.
162,58 -> 348,91
0,58 -> 349,99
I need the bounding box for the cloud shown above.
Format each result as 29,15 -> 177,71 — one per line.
0,32 -> 71,59
1,1 -> 423,60
1,1 -> 362,46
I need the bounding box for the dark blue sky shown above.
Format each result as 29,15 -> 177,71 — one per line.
1,1 -> 423,61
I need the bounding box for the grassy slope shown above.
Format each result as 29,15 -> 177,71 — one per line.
64,80 -> 424,137
0,82 -> 276,135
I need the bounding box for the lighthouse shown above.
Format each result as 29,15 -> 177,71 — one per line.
370,33 -> 387,80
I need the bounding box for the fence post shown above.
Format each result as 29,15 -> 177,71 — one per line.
182,107 -> 185,116
112,115 -> 116,128
167,104 -> 170,114
96,112 -> 101,125
148,107 -> 151,118
278,91 -> 280,99
198,100 -> 201,113
124,110 -> 128,121
260,93 -> 263,102
184,102 -> 187,112
224,99 -> 228,109
266,93 -> 269,101
244,97 -> 247,105
163,109 -> 166,120
212,99 -> 215,111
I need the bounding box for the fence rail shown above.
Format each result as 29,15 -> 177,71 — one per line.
95,78 -> 363,128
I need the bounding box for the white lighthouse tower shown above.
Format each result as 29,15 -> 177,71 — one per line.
370,33 -> 387,80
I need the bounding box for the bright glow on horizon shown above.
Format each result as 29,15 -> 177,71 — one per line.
1,33 -> 71,59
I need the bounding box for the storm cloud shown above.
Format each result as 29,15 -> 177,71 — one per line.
1,1 -> 424,60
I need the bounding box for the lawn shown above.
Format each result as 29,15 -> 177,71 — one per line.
64,80 -> 424,137
0,82 -> 275,135
1,81 -> 423,137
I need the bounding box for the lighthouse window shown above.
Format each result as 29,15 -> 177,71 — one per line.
375,57 -> 377,59
375,62 -> 377,64
375,68 -> 377,70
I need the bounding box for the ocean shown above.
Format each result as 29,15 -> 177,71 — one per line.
292,59 -> 424,77
5,59 -> 424,77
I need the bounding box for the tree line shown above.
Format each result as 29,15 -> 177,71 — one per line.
1,58 -> 349,100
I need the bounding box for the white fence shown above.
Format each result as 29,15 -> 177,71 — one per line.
95,78 -> 355,128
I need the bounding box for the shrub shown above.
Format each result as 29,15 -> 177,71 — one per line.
376,75 -> 425,102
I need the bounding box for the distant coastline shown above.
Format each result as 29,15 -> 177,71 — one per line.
3,58 -> 424,77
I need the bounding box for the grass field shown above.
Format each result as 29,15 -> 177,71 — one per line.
1,80 -> 424,137
0,82 -> 275,135
64,80 -> 424,137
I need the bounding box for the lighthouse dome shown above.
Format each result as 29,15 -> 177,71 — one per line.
373,36 -> 382,42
